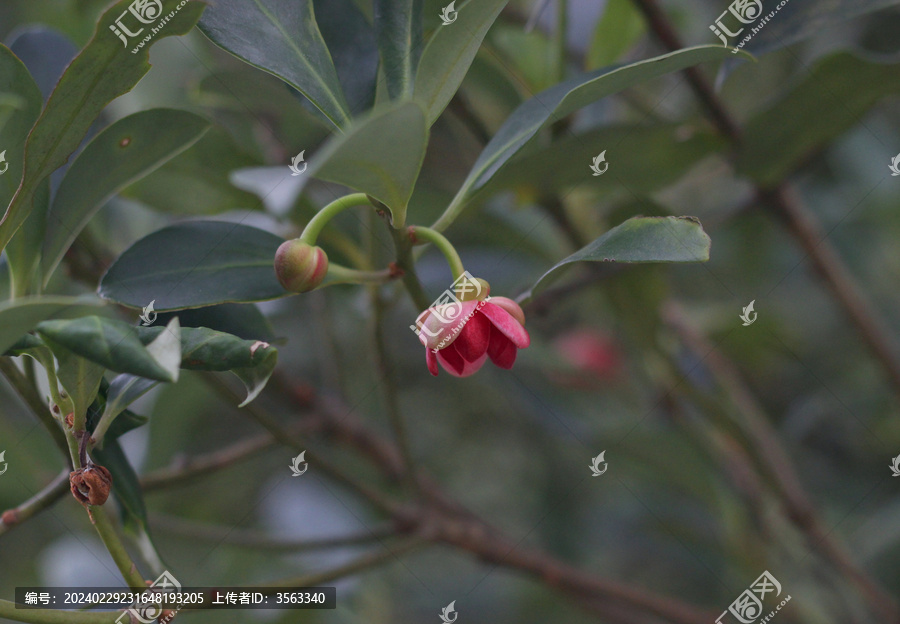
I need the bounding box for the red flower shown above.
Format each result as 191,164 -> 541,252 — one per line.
417,296 -> 530,377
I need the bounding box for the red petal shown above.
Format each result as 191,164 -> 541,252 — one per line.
417,300 -> 481,351
425,348 -> 439,376
488,326 -> 518,369
481,302 -> 530,349
452,311 -> 491,362
437,342 -> 488,377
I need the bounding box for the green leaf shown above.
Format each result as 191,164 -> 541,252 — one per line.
6,181 -> 49,297
121,127 -> 262,215
36,316 -> 180,382
154,303 -> 277,343
736,52 -> 900,186
42,109 -> 210,283
413,0 -> 508,124
586,0 -> 646,69
99,374 -> 158,431
521,216 -> 711,300
0,45 -> 44,295
136,325 -> 278,406
198,0 -> 352,130
315,0 -> 378,114
0,296 -> 104,355
432,45 -> 747,231
93,439 -> 147,529
49,347 -> 106,425
98,221 -> 286,310
308,102 -> 428,227
0,0 -> 205,253
374,0 -> 423,99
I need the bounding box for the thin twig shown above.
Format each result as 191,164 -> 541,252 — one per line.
0,469 -> 70,536
140,422 -> 320,492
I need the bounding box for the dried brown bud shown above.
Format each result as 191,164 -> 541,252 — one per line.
64,413 -> 74,428
70,464 -> 113,506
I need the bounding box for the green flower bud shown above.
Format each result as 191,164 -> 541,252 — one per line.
274,240 -> 329,293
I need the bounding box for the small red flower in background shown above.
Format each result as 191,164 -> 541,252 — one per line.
418,297 -> 530,377
552,329 -> 621,387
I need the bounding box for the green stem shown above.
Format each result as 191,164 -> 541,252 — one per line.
409,226 -> 465,281
323,265 -> 394,286
388,226 -> 431,311
299,193 -> 371,245
0,600 -> 119,624
555,0 -> 568,83
90,507 -> 146,590
429,191 -> 466,235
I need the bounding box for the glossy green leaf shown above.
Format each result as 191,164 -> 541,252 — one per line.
0,296 -> 104,355
42,109 -> 210,283
198,0 -> 352,130
432,45 -> 747,231
315,0 -> 378,114
154,303 -> 277,343
413,0 -> 508,124
586,0 -> 646,69
309,102 -> 428,227
49,347 -> 106,425
374,0 -> 423,98
137,325 -> 278,406
98,221 -> 286,310
36,316 -> 180,382
0,45 -> 44,295
522,216 -> 711,300
737,52 -> 900,186
0,0 -> 205,253
121,127 -> 262,216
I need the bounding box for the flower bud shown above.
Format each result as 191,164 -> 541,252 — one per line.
70,464 -> 113,506
274,240 -> 328,293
